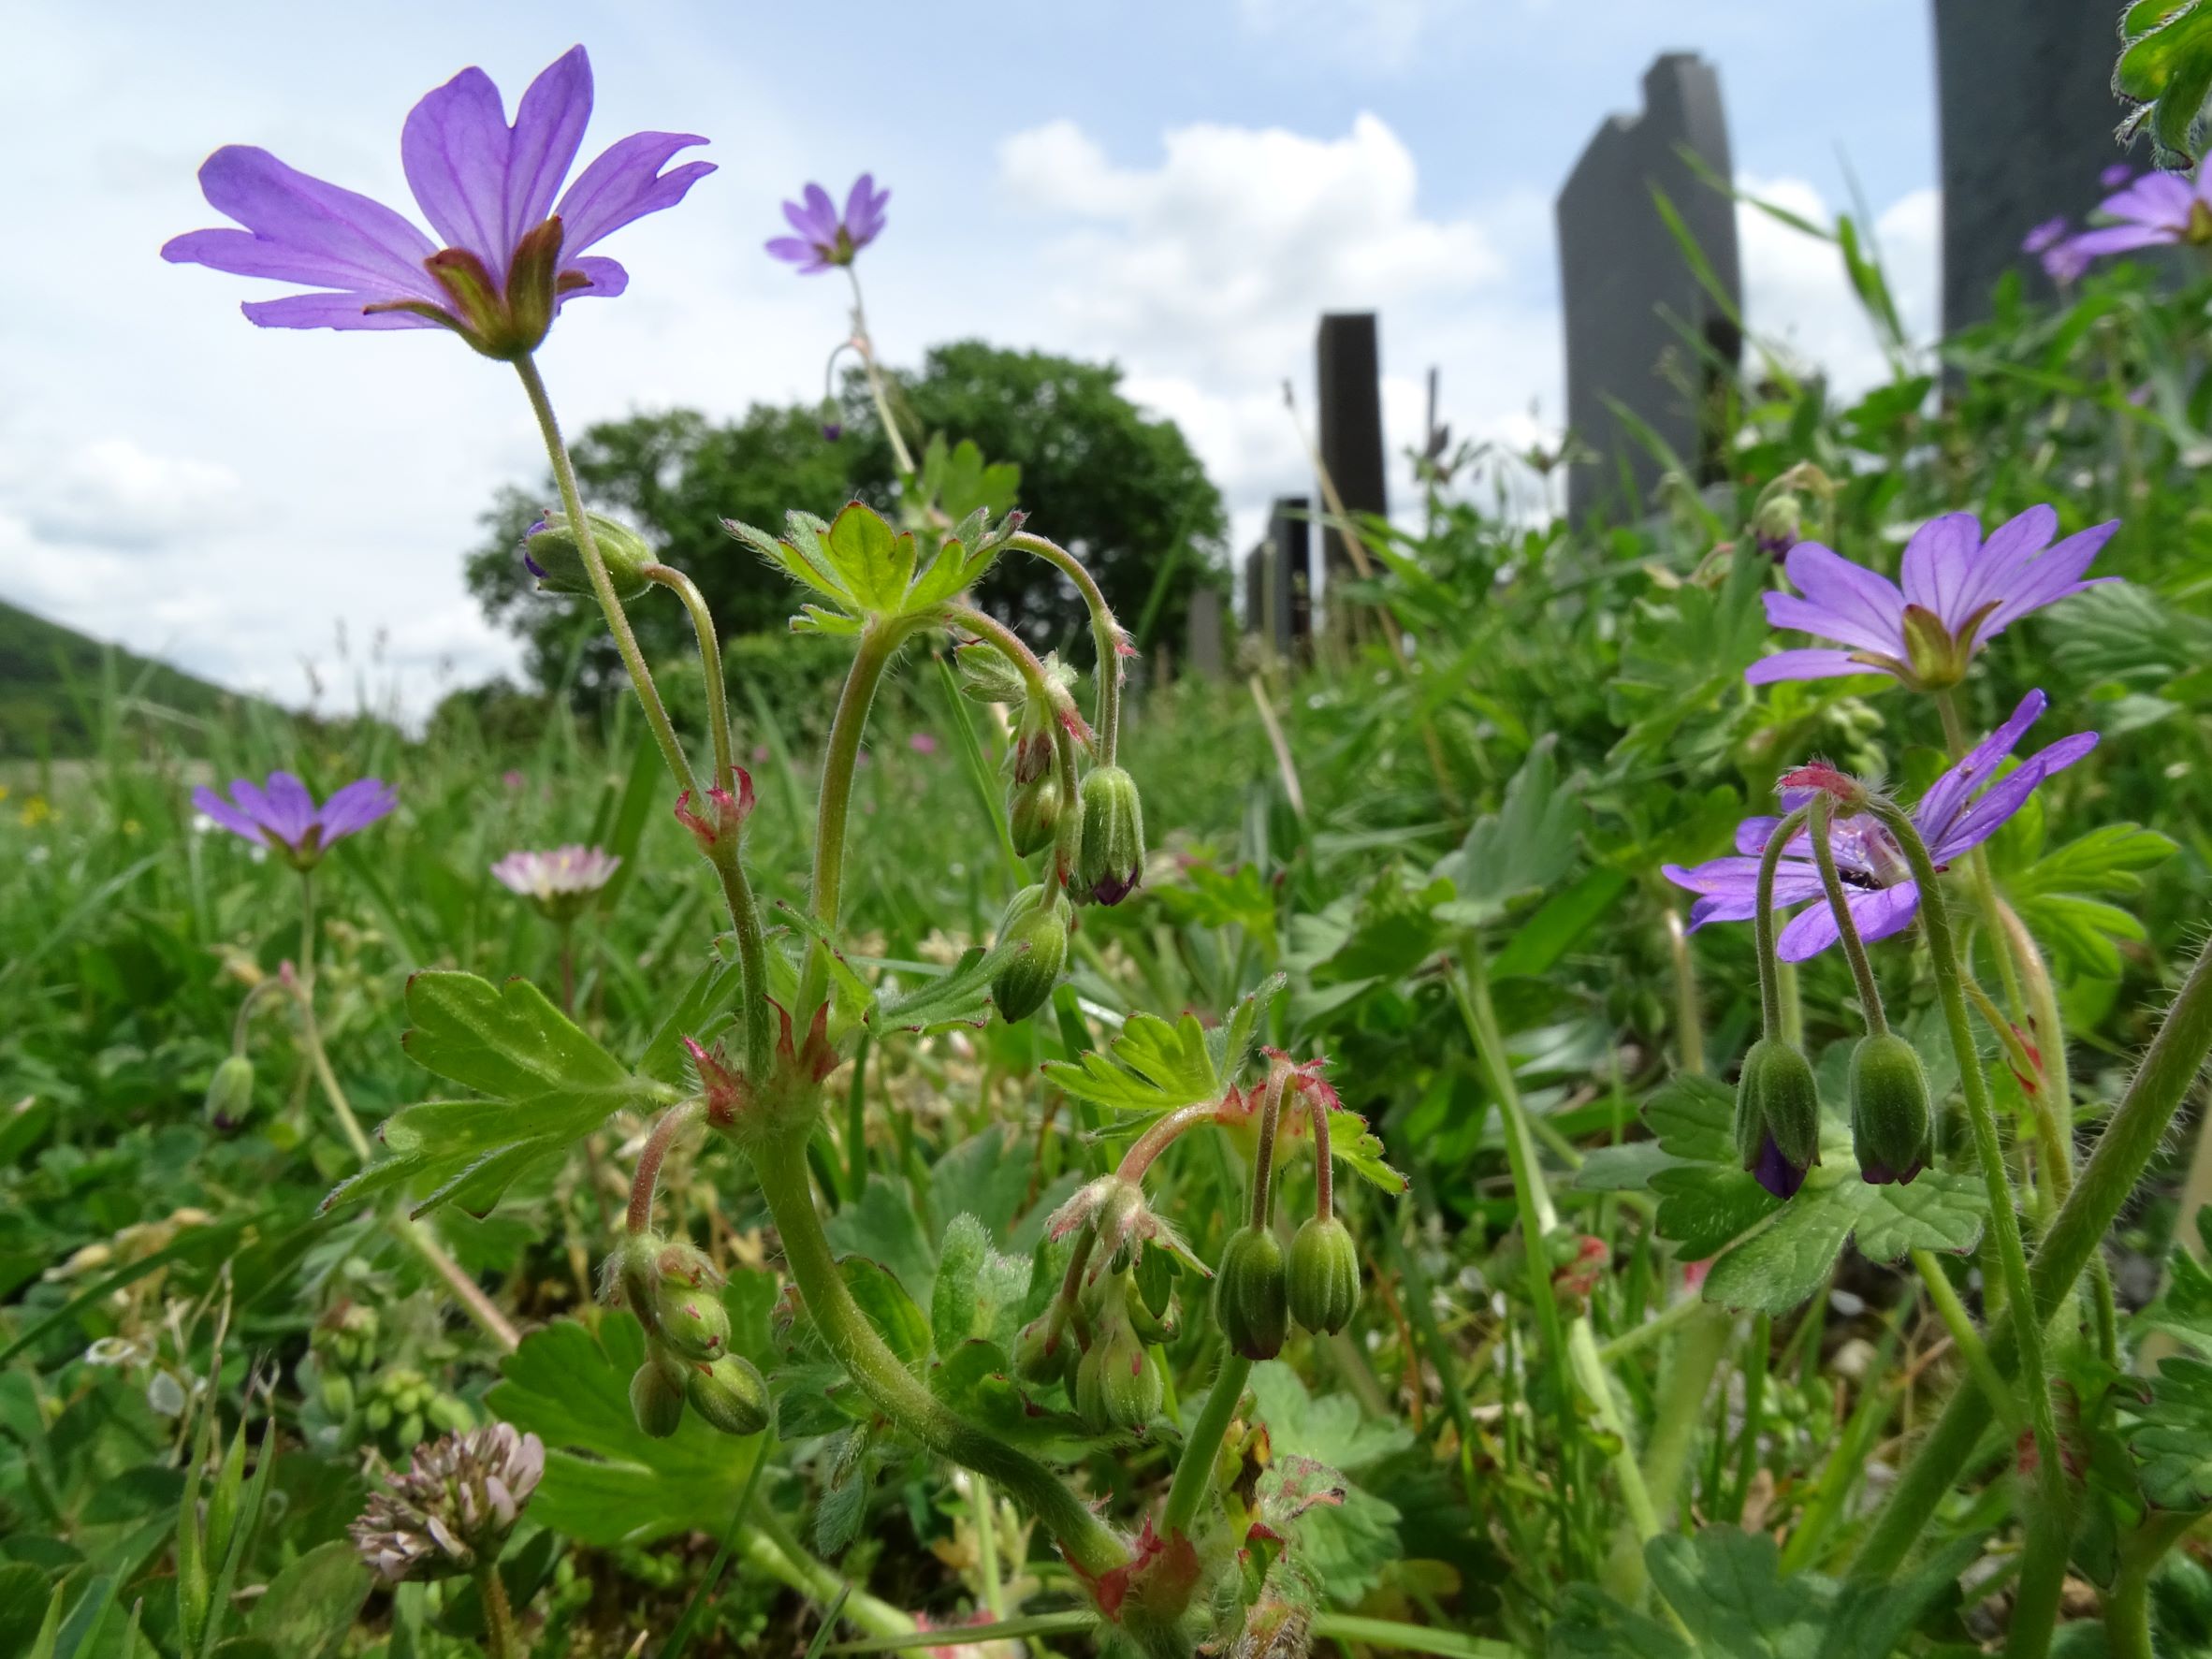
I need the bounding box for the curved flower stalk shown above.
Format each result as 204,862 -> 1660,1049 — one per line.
1664,691 -> 2097,959
1744,505 -> 2117,689
163,46 -> 711,356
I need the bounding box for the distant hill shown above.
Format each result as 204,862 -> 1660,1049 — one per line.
0,598 -> 240,756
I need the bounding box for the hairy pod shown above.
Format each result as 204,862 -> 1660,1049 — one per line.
1215,1225 -> 1289,1361
1074,765 -> 1146,906
630,1354 -> 688,1438
1849,1032 -> 1932,1186
204,1055 -> 255,1128
687,1354 -> 772,1436
1736,1036 -> 1821,1200
1008,774 -> 1064,858
653,1283 -> 732,1363
1077,1325 -> 1160,1432
1288,1215 -> 1361,1335
990,885 -> 1072,1024
523,508 -> 654,603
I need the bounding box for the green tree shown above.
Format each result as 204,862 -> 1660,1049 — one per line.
465,343 -> 1226,692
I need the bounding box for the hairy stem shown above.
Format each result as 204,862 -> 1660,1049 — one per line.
2105,1510 -> 2199,1659
1935,690 -> 2028,1019
1666,908 -> 1706,1077
1754,808 -> 1813,1040
751,1132 -> 1128,1579
642,562 -> 734,786
1009,530 -> 1126,764
628,1099 -> 704,1237
1853,934 -> 2212,1580
475,1562 -> 518,1659
1808,794 -> 1888,1037
1161,1349 -> 1253,1540
804,620 -> 905,1018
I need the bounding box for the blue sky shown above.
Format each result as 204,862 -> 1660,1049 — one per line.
0,0 -> 1941,715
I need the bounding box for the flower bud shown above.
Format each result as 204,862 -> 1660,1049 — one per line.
990,885 -> 1072,1025
687,1355 -> 772,1436
1079,1324 -> 1163,1433
522,509 -> 654,604
204,1055 -> 255,1128
630,1354 -> 688,1438
1736,1037 -> 1821,1201
1014,1317 -> 1077,1389
1288,1215 -> 1361,1335
1849,1033 -> 1932,1186
1008,775 -> 1064,858
1752,491 -> 1802,560
1214,1225 -> 1288,1361
653,1283 -> 732,1363
1075,766 -> 1146,906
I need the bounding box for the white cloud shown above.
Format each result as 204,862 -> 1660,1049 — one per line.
1231,0 -> 1466,74
9,438 -> 242,549
1737,177 -> 1943,399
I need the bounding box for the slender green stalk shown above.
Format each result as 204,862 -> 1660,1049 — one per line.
844,268 -> 917,479
970,1474 -> 1007,1624
1911,1249 -> 2018,1430
1009,530 -> 1126,763
641,563 -> 734,786
802,620 -> 904,1016
1665,909 -> 1705,1077
1854,934 -> 2212,1580
749,1132 -> 1128,1579
1595,1292 -> 1708,1366
474,1563 -> 518,1659
2105,1510 -> 2200,1659
943,603 -> 1082,893
514,356 -> 695,799
1723,1314 -> 1771,1524
1754,808 -> 1813,1039
1860,798 -> 2064,1656
744,1506 -> 916,1639
1808,794 -> 1888,1037
1161,1349 -> 1254,1539
1639,1307 -> 1731,1529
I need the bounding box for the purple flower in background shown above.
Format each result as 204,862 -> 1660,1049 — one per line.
162,47 -> 712,357
1745,504 -> 2118,691
490,844 -> 620,920
2070,162 -> 2212,260
766,175 -> 889,273
2102,162 -> 2137,190
1664,691 -> 2097,961
194,772 -> 396,868
2022,217 -> 2090,284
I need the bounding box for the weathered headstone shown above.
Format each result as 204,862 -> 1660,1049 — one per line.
1935,0 -> 2130,330
1315,314 -> 1388,582
1244,497 -> 1310,655
1557,52 -> 1741,520
1184,587 -> 1225,678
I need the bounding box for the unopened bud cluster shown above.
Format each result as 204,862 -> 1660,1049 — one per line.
604,1231 -> 770,1441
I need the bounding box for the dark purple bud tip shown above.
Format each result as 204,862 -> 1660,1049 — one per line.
1858,1158 -> 1923,1186
821,423 -> 843,441
1090,870 -> 1138,907
1753,1132 -> 1809,1201
523,550 -> 549,579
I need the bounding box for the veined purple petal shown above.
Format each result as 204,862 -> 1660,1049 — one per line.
1662,856 -> 1826,928
559,255 -> 627,302
501,48 -> 593,256
2069,222 -> 2179,255
1951,504 -> 2058,620
1914,690 -> 2047,837
783,192 -> 837,242
401,65 -> 518,267
1898,511 -> 1984,626
555,132 -> 713,254
192,785 -> 269,845
1744,648 -> 1880,686
1933,733 -> 2100,861
318,778 -> 399,839
1782,543 -> 1906,647
1777,882 -> 1920,962
240,292 -> 444,330
163,146 -> 443,301
1982,521 -> 2121,636
844,172 -> 888,244
2101,171 -> 2193,227
765,235 -> 819,264
1764,591 -> 1903,656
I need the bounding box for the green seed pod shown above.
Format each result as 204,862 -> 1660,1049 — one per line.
1008,774 -> 1064,858
1214,1225 -> 1289,1361
1075,766 -> 1146,906
990,886 -> 1072,1025
1736,1036 -> 1821,1200
653,1283 -> 732,1363
204,1055 -> 255,1128
630,1355 -> 688,1438
688,1355 -> 772,1437
1288,1215 -> 1361,1335
1849,1033 -> 1932,1186
319,1370 -> 356,1421
1013,1317 -> 1076,1389
523,508 -> 654,604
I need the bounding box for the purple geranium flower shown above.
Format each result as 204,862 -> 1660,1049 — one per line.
162,46 -> 712,358
1745,504 -> 2118,691
766,175 -> 888,273
2022,216 -> 2090,284
195,772 -> 396,869
1664,691 -> 2096,961
2070,161 -> 2212,260
2101,162 -> 2137,191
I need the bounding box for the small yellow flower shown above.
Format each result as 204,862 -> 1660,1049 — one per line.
18,795 -> 51,828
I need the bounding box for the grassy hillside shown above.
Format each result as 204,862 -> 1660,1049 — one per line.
0,597 -> 240,756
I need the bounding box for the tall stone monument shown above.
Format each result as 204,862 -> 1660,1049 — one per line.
1557,52 -> 1741,520
1315,314 -> 1389,582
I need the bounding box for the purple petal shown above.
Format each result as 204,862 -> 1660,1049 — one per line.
501,48 -> 594,255
1952,504 -> 2058,620
559,255 -> 628,302
2069,223 -> 2179,255
2100,171 -> 2193,228
317,778 -> 399,839
1753,1131 -> 1808,1200
1782,544 -> 1906,648
1898,511 -> 1984,626
262,773 -> 320,845
192,785 -> 269,845
1765,591 -> 1905,656
1777,883 -> 1921,961
1745,648 -> 1884,686
401,65 -> 517,266
1915,690 -> 2048,839
844,173 -> 888,245
802,182 -> 838,238
1934,733 -> 2100,861
555,133 -> 713,254
1982,521 -> 2123,637
765,236 -> 817,264
1663,855 -> 1826,928
239,292 -> 443,330
163,146 -> 442,300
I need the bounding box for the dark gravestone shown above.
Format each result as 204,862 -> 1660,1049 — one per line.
1557,52 -> 1741,521
1315,314 -> 1388,584
1935,0 -> 2128,331
1185,587 -> 1225,677
1244,497 -> 1310,654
